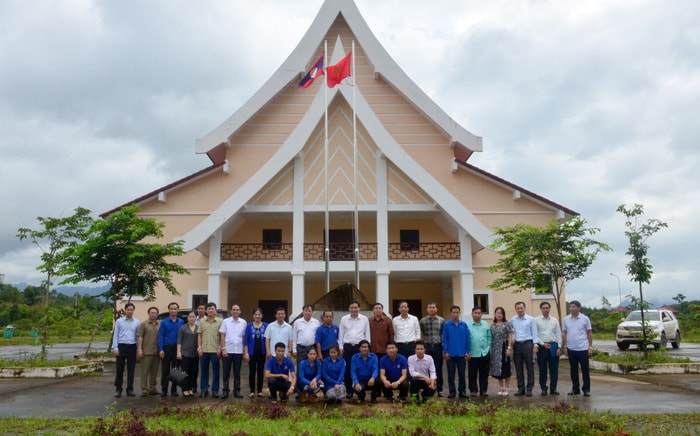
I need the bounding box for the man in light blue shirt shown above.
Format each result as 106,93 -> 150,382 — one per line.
467,306 -> 492,397
112,302 -> 139,397
510,301 -> 539,396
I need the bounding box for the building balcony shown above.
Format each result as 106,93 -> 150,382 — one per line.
220,242 -> 461,261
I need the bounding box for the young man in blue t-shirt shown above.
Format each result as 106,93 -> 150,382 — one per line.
379,341 -> 409,402
264,342 -> 296,403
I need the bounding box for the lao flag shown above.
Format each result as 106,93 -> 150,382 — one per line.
298,53 -> 324,89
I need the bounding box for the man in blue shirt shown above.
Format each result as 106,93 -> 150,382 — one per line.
112,302 -> 139,397
264,342 -> 296,403
315,310 -> 339,360
510,301 -> 540,397
158,302 -> 184,397
379,341 -> 409,402
350,339 -> 378,403
442,305 -> 470,399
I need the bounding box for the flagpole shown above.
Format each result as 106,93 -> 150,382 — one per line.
324,41 -> 330,295
352,41 -> 359,291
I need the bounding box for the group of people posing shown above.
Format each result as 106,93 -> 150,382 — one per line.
111,299 -> 593,403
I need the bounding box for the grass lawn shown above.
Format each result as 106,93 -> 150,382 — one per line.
0,402 -> 698,435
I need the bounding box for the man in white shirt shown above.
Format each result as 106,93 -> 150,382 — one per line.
265,307 -> 293,358
338,300 -> 370,399
219,304 -> 247,399
292,304 -> 321,366
535,301 -> 562,396
392,300 -> 421,358
408,341 -> 437,403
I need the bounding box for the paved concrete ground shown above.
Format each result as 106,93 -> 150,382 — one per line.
1,357 -> 699,418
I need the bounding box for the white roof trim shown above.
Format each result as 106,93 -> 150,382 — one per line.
195,0 -> 481,155
182,85 -> 342,251
337,85 -> 493,249
182,86 -> 492,252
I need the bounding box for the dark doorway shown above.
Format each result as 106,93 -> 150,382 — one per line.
258,300 -> 288,324
392,299 -> 423,319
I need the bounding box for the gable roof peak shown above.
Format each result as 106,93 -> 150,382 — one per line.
195,0 -> 481,161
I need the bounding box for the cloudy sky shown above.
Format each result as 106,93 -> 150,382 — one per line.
1,0 -> 698,309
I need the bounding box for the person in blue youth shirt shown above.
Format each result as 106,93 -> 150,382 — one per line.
442,305 -> 471,399
265,342 -> 296,403
322,344 -> 346,403
297,348 -> 324,402
315,310 -> 340,360
158,302 -> 184,397
379,341 -> 409,402
350,339 -> 378,403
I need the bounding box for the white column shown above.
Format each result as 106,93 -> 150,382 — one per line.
376,151 -> 389,308
292,272 -> 305,319
291,154 -> 306,318
207,230 -> 223,308
458,230 -> 474,315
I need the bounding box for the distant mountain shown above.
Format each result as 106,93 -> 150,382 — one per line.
12,282 -> 109,297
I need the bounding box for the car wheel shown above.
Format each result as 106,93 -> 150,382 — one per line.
617,342 -> 629,351
671,331 -> 681,349
659,332 -> 667,349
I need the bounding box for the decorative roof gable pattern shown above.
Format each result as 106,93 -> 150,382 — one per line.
196,0 -> 481,159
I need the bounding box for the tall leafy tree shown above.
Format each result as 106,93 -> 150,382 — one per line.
617,203 -> 667,354
488,217 -> 610,325
59,205 -> 189,336
17,207 -> 93,358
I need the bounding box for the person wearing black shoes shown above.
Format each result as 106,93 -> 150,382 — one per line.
159,302 -> 184,397
265,342 -> 296,403
562,301 -> 593,397
442,306 -> 470,399
379,341 -> 409,403
220,304 -> 246,400
535,302 -> 562,396
510,302 -> 539,397
113,303 -> 139,398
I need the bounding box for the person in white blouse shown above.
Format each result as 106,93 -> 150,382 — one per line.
392,300 -> 421,358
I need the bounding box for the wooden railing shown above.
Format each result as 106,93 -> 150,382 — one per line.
220,242 -> 460,261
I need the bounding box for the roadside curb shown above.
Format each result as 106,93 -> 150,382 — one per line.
0,361 -> 103,378
590,360 -> 700,375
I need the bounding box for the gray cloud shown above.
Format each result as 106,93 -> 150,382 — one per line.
1,0 -> 697,308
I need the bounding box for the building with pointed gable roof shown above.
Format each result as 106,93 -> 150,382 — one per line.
112,0 -> 576,321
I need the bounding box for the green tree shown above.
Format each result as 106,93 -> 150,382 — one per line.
16,207 -> 93,358
0,283 -> 22,304
672,293 -> 688,314
59,204 -> 189,348
22,285 -> 44,306
616,203 -> 668,356
488,217 -> 611,325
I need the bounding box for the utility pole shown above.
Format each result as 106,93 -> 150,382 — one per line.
610,273 -> 623,320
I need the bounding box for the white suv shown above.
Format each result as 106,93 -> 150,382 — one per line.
616,309 -> 681,350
